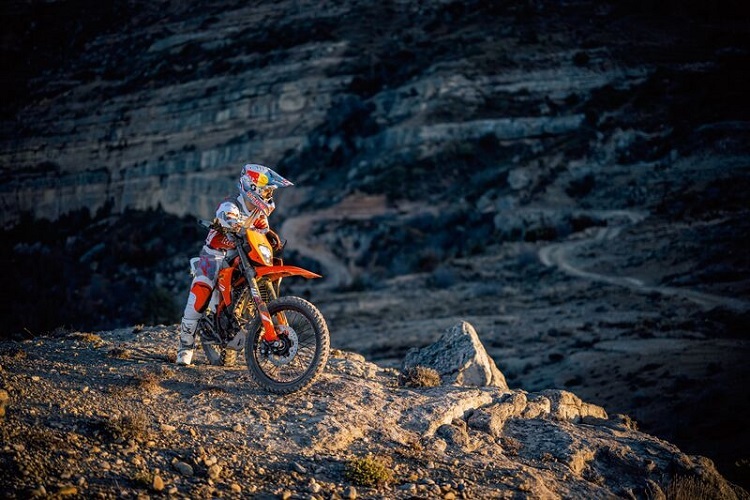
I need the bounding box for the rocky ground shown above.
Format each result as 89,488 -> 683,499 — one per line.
1,322 -> 747,499
310,211 -> 750,492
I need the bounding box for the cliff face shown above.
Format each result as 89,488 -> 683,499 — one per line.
4,0 -> 748,227
2,1 -> 348,224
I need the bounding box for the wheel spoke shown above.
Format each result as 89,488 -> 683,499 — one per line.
245,297 -> 329,394
251,307 -> 319,383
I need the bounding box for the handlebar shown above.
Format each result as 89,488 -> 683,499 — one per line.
198,218 -> 245,236
198,218 -> 278,251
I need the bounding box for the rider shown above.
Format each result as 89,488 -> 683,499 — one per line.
176,163 -> 293,366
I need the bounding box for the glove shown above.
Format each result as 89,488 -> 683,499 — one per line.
221,216 -> 245,234
253,217 -> 269,230
218,202 -> 247,231
266,229 -> 285,253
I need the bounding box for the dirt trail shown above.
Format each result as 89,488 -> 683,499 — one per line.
280,193 -> 398,289
282,213 -> 352,288
538,210 -> 750,312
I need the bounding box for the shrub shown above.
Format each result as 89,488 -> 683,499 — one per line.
666,475 -> 722,499
345,455 -> 393,487
108,346 -> 133,359
132,470 -> 153,489
400,366 -> 441,388
68,332 -> 105,346
49,325 -> 72,337
133,371 -> 160,393
500,436 -> 523,456
104,411 -> 149,441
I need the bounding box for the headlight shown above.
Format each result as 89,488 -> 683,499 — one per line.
259,244 -> 273,265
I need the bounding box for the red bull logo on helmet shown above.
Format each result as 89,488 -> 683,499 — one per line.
245,168 -> 269,187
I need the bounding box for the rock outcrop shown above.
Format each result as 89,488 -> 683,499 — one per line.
0,322 -> 746,499
403,321 -> 508,389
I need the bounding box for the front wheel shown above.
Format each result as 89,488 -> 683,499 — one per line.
244,296 -> 330,394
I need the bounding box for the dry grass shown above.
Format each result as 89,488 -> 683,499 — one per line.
399,366 -> 441,388
203,385 -> 230,395
133,371 -> 161,393
110,368 -> 172,396
666,475 -> 726,500
68,332 -> 105,346
500,436 -> 523,456
162,351 -> 177,364
132,470 -> 153,489
108,346 -> 133,359
612,413 -> 639,431
104,410 -> 150,442
394,438 -> 424,460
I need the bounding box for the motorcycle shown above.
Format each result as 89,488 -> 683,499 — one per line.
191,220 -> 330,394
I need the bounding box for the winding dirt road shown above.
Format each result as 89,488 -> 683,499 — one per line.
538,210 -> 750,312
284,198 -> 749,312
280,193 -> 399,289
281,212 -> 353,289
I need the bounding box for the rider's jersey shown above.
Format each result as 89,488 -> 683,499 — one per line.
205,195 -> 268,250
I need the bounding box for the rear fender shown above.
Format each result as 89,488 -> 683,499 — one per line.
255,265 -> 321,281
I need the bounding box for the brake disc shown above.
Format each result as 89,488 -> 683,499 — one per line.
266,325 -> 299,367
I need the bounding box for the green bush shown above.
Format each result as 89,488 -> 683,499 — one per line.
345,455 -> 393,487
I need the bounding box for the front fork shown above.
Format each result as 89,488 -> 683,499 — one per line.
248,277 -> 278,342
234,233 -> 288,345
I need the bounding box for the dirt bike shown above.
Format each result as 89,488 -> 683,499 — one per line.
192,220 -> 330,394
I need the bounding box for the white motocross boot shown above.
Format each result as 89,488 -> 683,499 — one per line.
176,319 -> 198,365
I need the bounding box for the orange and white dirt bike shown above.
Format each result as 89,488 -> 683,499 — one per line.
193,220 -> 330,394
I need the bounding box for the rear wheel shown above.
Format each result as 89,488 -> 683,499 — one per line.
244,296 -> 330,394
199,299 -> 249,367
202,342 -> 238,366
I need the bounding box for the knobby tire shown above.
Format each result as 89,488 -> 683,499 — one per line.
244,296 -> 330,394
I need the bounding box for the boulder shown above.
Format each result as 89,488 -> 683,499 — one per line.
467,392 -> 528,437
402,321 -> 508,389
541,389 -> 608,422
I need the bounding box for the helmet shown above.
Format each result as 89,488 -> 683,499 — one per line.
238,164 -> 293,217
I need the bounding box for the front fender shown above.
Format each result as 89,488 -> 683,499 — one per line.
255,265 -> 322,281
